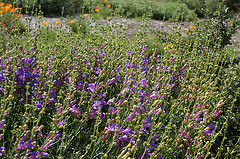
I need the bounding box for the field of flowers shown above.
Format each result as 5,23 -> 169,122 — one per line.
0,0 -> 240,159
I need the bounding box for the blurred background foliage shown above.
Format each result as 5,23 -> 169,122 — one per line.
1,0 -> 239,20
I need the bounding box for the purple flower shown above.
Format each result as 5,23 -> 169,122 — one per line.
120,126 -> 134,134
92,101 -> 101,109
127,112 -> 136,121
140,79 -> 149,88
41,140 -> 53,151
36,126 -> 44,138
0,147 -> 5,156
28,46 -> 37,53
155,107 -> 165,114
57,119 -> 65,127
138,151 -> 151,159
204,123 -> 215,135
34,101 -> 43,108
126,62 -> 132,69
95,68 -> 101,75
107,122 -> 115,131
178,130 -> 190,140
192,112 -> 200,120
148,91 -> 157,99
69,105 -> 82,115
116,67 -> 120,72
88,83 -> 95,94
153,83 -> 161,89
0,120 -> 5,130
128,51 -> 132,57
212,109 -> 221,118
17,140 -> 36,150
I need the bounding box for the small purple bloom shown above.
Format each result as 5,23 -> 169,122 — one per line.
204,123 -> 215,135
140,78 -> 149,88
34,101 -> 43,108
126,62 -> 132,69
88,83 -> 95,94
107,122 -> 115,131
127,112 -> 136,121
69,105 -> 82,115
128,51 -> 132,57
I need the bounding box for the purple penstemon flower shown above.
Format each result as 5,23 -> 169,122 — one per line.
69,105 -> 82,116
128,51 -> 133,57
0,146 -> 5,156
34,101 -> 43,108
17,140 -> 36,150
212,109 -> 222,118
140,78 -> 149,88
36,126 -> 44,138
88,83 -> 95,94
0,120 -> 5,130
107,122 -> 115,131
204,123 -> 215,135
126,62 -> 132,69
178,130 -> 190,140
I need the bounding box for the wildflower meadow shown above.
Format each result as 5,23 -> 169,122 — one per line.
0,0 -> 239,158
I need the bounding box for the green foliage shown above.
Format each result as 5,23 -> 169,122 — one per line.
0,0 -> 239,158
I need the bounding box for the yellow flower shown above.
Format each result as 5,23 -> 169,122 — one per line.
95,8 -> 100,12
56,21 -> 60,25
107,5 -> 111,8
70,20 -> 74,24
43,22 -> 48,26
92,27 -> 94,30
189,26 -> 195,29
104,0 -> 107,2
163,44 -> 173,50
0,11 -> 3,14
83,14 -> 88,17
0,3 -> 5,7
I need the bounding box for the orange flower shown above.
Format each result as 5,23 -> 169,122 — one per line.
56,21 -> 60,25
1,22 -> 6,27
95,8 -> 100,12
186,29 -> 189,33
104,0 -> 107,2
16,13 -> 23,17
10,7 -> 17,12
96,6 -> 98,9
43,22 -> 48,26
189,26 -> 195,29
0,3 -> 5,7
107,5 -> 111,8
0,11 -> 3,14
2,6 -> 11,12
83,14 -> 88,17
91,27 -> 94,30
6,4 -> 12,8
70,20 -> 74,24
